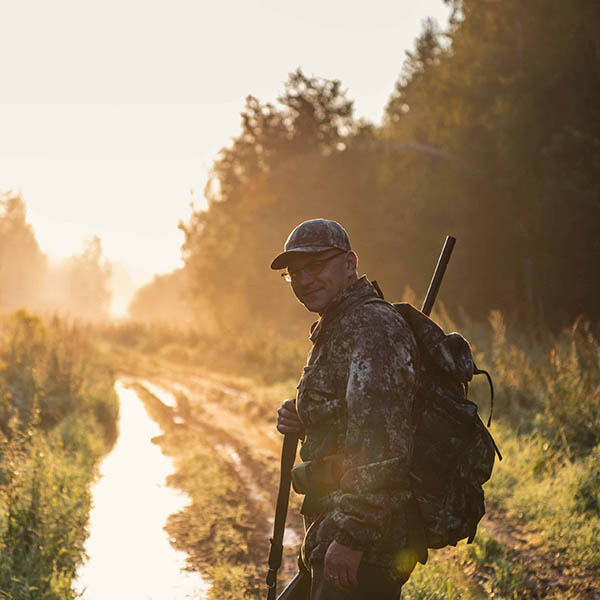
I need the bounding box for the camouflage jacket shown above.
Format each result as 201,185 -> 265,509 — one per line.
296,276 -> 422,571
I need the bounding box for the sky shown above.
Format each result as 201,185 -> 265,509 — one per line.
0,0 -> 451,314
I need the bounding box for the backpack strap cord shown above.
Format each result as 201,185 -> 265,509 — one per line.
371,280 -> 385,299
473,366 -> 494,427
482,425 -> 503,461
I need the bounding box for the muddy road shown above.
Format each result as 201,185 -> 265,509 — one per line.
101,371 -> 599,599
126,375 -> 303,598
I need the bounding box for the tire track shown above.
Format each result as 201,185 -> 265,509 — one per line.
132,377 -> 303,588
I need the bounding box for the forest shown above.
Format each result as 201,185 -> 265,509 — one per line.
165,0 -> 599,337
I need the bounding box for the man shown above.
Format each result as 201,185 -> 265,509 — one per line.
273,219 -> 426,599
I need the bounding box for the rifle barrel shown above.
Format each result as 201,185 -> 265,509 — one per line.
421,235 -> 456,317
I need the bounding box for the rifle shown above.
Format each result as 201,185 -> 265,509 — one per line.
266,433 -> 302,600
265,235 -> 456,599
422,235 -> 456,317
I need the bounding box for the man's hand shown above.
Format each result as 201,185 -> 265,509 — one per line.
276,398 -> 306,438
324,540 -> 363,590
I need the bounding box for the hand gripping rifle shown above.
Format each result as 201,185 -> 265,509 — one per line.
265,235 -> 456,600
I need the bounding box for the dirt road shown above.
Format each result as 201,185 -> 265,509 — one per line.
125,374 -> 303,597
128,372 -> 600,599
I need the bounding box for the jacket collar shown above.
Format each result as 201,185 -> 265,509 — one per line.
309,276 -> 377,343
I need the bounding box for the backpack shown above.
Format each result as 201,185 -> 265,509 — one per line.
369,296 -> 502,549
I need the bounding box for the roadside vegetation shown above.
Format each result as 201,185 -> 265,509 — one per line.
0,310 -> 118,600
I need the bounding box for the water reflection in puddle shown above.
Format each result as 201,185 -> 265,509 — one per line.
75,380 -> 209,600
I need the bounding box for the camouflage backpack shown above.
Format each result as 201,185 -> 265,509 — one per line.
370,297 -> 502,549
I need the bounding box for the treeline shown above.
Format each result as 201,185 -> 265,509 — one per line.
0,310 -> 118,599
127,269 -> 198,328
154,0 -> 599,336
0,192 -> 112,321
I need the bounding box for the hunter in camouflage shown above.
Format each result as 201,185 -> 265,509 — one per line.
274,219 -> 426,599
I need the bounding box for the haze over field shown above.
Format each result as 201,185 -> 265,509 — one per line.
0,0 -> 451,316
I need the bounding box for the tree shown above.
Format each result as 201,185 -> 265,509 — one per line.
181,1 -> 600,334
128,269 -> 201,328
50,237 -> 112,321
0,192 -> 47,311
383,0 -> 600,321
180,69 -> 356,334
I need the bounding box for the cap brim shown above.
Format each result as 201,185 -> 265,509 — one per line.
270,246 -> 335,270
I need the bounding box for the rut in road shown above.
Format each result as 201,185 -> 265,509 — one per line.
134,378 -> 303,587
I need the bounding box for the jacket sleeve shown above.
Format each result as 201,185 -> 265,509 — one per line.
330,308 -> 418,551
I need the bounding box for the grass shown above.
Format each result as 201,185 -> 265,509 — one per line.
485,424 -> 600,570
0,310 -> 118,600
97,320 -> 307,385
402,548 -> 487,600
155,418 -> 265,599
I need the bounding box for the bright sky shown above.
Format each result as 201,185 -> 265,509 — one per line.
0,0 -> 451,311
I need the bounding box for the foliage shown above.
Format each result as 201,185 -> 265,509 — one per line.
176,1 -> 600,335
384,0 -> 600,322
128,269 -> 197,327
483,311 -> 600,457
0,192 -> 113,321
179,68 -> 358,336
47,237 -> 112,322
100,319 -> 307,384
0,193 -> 47,312
0,310 -> 118,599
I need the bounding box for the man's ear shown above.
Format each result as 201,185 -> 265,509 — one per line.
347,251 -> 358,275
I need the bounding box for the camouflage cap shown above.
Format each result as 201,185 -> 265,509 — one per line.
270,219 -> 352,270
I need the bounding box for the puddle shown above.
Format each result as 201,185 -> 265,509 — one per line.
74,381 -> 210,599
139,379 -> 179,407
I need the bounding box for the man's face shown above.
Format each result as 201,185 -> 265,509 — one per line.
286,249 -> 357,314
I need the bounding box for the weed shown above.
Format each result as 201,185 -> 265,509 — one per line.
0,310 -> 118,599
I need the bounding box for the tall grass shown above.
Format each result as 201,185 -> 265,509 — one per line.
99,320 -> 307,384
0,310 -> 118,599
461,311 -> 600,585
484,311 -> 600,455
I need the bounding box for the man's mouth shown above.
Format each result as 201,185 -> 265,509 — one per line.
303,288 -> 322,298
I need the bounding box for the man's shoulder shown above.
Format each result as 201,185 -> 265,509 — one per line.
341,297 -> 408,329
339,298 -> 417,348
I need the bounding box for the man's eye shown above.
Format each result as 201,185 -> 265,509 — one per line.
306,262 -> 324,272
